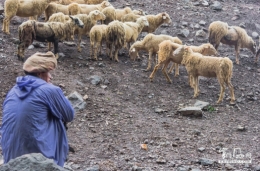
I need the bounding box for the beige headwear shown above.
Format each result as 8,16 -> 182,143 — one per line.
23,51 -> 57,73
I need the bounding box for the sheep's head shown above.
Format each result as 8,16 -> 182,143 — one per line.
137,16 -> 149,27
203,43 -> 218,56
101,1 -> 111,8
161,12 -> 172,25
124,7 -> 132,13
249,38 -> 257,55
92,10 -> 106,20
69,16 -> 84,28
133,9 -> 145,16
129,46 -> 139,61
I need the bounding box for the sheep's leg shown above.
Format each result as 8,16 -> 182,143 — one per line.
162,60 -> 172,83
227,80 -> 236,104
94,42 -> 100,60
90,41 -> 94,58
235,45 -> 240,65
99,41 -> 102,55
189,74 -> 194,88
54,39 -> 59,59
145,51 -> 153,71
77,36 -> 82,52
3,16 -> 12,34
193,76 -> 199,98
114,47 -> 119,62
214,43 -> 219,50
174,63 -> 179,77
48,42 -> 52,51
217,77 -> 225,104
149,61 -> 163,82
167,63 -> 174,74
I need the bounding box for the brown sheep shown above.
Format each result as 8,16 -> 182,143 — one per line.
89,24 -> 108,60
106,20 -> 126,62
149,40 -> 218,84
181,46 -> 235,104
142,12 -> 172,33
129,33 -> 182,71
208,21 -> 256,64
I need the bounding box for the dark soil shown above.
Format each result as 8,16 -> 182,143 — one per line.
0,0 -> 260,170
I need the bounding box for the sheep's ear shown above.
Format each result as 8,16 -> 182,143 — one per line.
162,14 -> 166,19
69,15 -> 73,20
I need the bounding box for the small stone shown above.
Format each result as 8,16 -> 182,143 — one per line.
194,24 -> 200,29
156,156 -> 166,164
85,165 -> 99,171
28,45 -> 34,50
63,41 -> 76,46
225,164 -> 234,170
101,85 -> 107,89
237,125 -> 246,131
83,95 -> 88,100
194,100 -> 209,110
198,147 -> 205,152
252,32 -> 259,39
254,165 -> 260,171
177,167 -> 189,171
199,20 -> 206,26
178,107 -> 202,117
59,83 -> 65,88
198,158 -> 215,166
155,108 -> 166,113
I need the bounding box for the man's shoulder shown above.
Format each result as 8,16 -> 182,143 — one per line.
38,83 -> 62,92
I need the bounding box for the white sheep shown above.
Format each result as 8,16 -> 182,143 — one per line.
47,12 -> 71,50
45,2 -> 71,22
2,0 -> 57,34
101,6 -> 116,25
122,16 -> 149,50
149,40 -> 218,84
59,0 -> 107,5
129,33 -> 182,71
73,10 -> 106,52
181,45 -> 236,104
142,12 -> 172,33
89,24 -> 108,60
17,16 -> 84,60
106,20 -> 126,62
122,13 -> 142,22
67,1 -> 111,15
115,7 -> 144,21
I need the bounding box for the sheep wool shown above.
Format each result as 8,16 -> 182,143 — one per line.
101,6 -> 116,24
181,46 -> 235,104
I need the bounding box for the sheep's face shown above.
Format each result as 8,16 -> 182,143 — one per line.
204,44 -> 218,56
138,17 -> 149,27
162,12 -> 172,24
129,47 -> 138,60
93,10 -> 106,20
249,40 -> 257,55
70,16 -> 84,28
101,1 -> 111,8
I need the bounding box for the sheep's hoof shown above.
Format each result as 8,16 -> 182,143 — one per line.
149,78 -> 153,82
236,61 -> 240,65
167,80 -> 172,84
230,100 -> 236,105
144,68 -> 150,72
216,100 -> 222,104
174,74 -> 179,77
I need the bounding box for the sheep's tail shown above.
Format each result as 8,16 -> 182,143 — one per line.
220,57 -> 233,83
208,21 -> 228,46
106,21 -> 125,48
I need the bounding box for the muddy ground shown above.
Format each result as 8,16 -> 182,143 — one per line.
0,0 -> 260,170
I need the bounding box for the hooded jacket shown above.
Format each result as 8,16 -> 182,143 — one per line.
1,75 -> 74,166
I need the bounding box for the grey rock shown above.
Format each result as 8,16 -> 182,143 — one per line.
255,23 -> 260,30
193,2 -> 200,6
239,22 -> 246,28
132,165 -> 144,171
67,91 -> 87,111
198,158 -> 215,166
199,20 -> 206,26
178,107 -> 202,117
225,164 -> 234,170
58,53 -> 65,58
252,32 -> 259,39
88,75 -> 103,85
195,30 -> 207,37
201,1 -> 209,7
194,24 -> 200,29
11,16 -> 23,25
104,79 -> 110,85
11,38 -> 20,44
0,4 -> 3,15
191,169 -> 201,171
155,108 -> 166,113
98,62 -> 105,67
85,165 -> 99,171
0,153 -> 67,171
211,1 -> 222,11
188,39 -> 194,42
177,167 -> 189,171
254,165 -> 260,171
198,147 -> 205,152
182,21 -> 188,27
28,45 -> 35,50
160,29 -> 168,34
156,156 -> 166,164
194,100 -> 209,110
178,29 -> 190,38
237,125 -> 246,131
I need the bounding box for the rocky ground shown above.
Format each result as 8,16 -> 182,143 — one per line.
0,0 -> 260,171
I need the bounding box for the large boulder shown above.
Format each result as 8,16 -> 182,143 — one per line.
0,153 -> 68,171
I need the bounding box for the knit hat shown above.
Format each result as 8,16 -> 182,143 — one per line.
23,51 -> 57,73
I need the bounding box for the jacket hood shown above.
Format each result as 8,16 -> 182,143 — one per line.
14,75 -> 46,99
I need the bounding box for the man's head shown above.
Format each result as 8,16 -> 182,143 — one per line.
23,51 -> 57,83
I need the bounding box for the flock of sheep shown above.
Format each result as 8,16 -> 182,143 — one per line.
1,0 -> 259,104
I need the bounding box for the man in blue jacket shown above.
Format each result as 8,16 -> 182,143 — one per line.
1,51 -> 74,166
